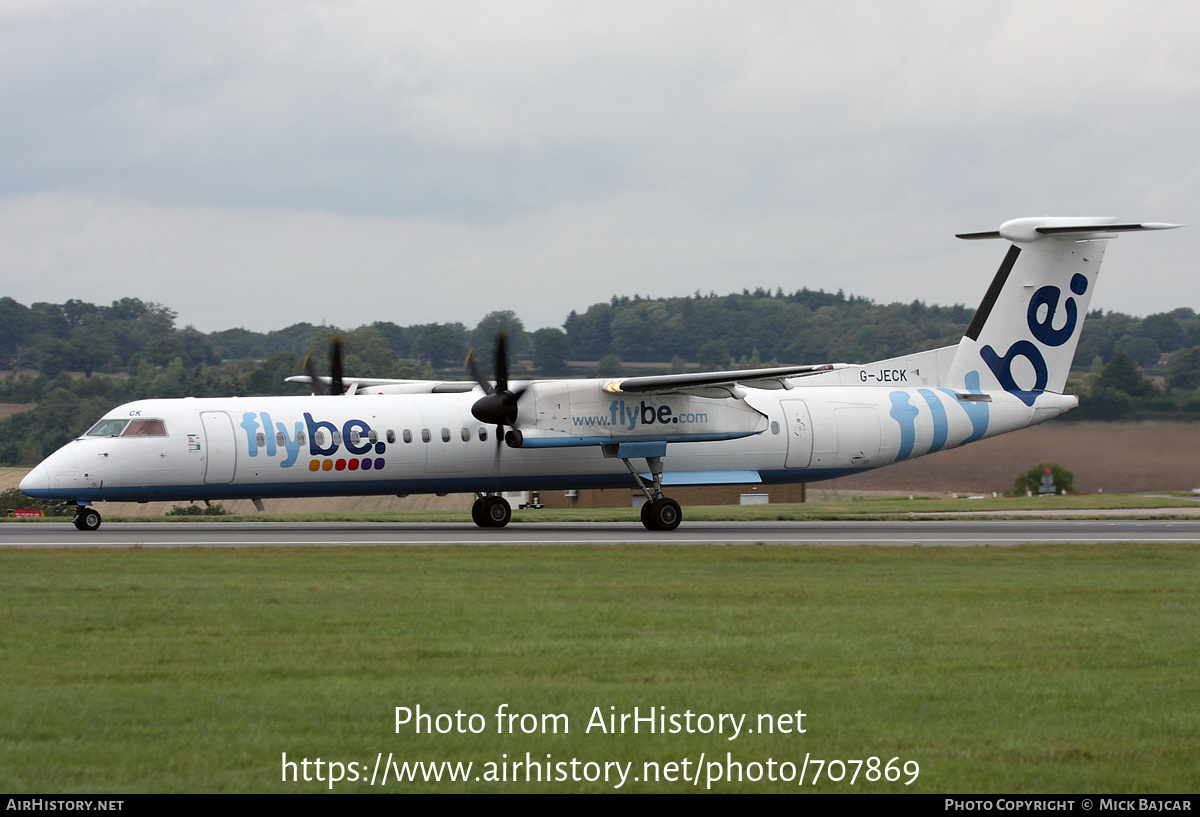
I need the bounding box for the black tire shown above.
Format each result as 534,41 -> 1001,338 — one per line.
643,498 -> 682,532
481,496 -> 511,528
640,501 -> 653,528
471,499 -> 484,527
74,508 -> 102,531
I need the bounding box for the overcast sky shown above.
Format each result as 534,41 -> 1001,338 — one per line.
1,1 -> 1195,335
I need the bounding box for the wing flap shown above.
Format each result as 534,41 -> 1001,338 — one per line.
286,375 -> 480,394
603,363 -> 844,394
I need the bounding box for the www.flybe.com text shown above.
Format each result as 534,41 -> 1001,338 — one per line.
573,400 -> 709,430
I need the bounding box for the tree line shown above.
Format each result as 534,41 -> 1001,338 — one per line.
5,290 -> 1200,377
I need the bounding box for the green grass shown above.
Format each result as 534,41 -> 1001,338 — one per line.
2,544 -> 1198,792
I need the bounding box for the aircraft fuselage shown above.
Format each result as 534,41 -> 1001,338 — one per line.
19,382 -> 1074,505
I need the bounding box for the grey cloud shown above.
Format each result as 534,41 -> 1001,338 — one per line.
0,1 -> 1196,332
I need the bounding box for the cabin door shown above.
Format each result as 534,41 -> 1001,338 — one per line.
781,399 -> 813,468
201,411 -> 237,484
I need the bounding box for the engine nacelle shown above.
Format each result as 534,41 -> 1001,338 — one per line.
509,381 -> 767,447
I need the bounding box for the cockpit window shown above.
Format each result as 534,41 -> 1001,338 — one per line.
86,419 -> 129,437
122,419 -> 167,436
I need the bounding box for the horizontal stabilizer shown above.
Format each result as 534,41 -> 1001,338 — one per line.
1034,222 -> 1182,235
957,217 -> 1182,243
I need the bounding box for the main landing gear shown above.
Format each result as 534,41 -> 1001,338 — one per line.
471,493 -> 511,528
622,453 -> 682,532
640,496 -> 681,531
73,506 -> 102,531
468,447 -> 683,531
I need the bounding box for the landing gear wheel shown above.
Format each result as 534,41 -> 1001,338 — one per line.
471,499 -> 484,527
478,496 -> 511,528
73,507 -> 102,531
642,497 -> 681,532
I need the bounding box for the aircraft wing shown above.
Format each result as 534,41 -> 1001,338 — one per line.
287,363 -> 846,397
601,363 -> 844,394
285,376 -> 478,393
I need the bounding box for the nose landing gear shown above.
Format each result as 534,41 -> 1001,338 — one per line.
73,506 -> 102,531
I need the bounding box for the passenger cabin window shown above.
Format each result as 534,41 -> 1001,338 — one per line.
403,429 -> 413,444
421,429 -> 431,443
460,427 -> 471,442
479,428 -> 488,442
387,430 -> 396,444
441,428 -> 451,443
122,419 -> 167,436
256,432 -> 266,447
87,419 -> 129,437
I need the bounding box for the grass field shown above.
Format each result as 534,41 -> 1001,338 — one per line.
2,543 -> 1197,793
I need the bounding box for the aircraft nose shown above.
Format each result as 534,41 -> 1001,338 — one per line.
19,463 -> 51,496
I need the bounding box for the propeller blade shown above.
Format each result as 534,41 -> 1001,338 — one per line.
465,349 -> 494,395
494,331 -> 508,393
302,354 -> 327,395
330,336 -> 344,395
470,329 -> 523,445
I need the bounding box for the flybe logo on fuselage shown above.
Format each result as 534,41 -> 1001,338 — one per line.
239,412 -> 386,471
979,273 -> 1088,407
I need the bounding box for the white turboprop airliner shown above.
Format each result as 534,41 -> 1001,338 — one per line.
19,216 -> 1181,532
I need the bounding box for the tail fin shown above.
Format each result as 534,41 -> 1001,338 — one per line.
945,217 -> 1181,405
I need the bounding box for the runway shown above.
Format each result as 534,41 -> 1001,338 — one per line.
3,519 -> 1200,547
